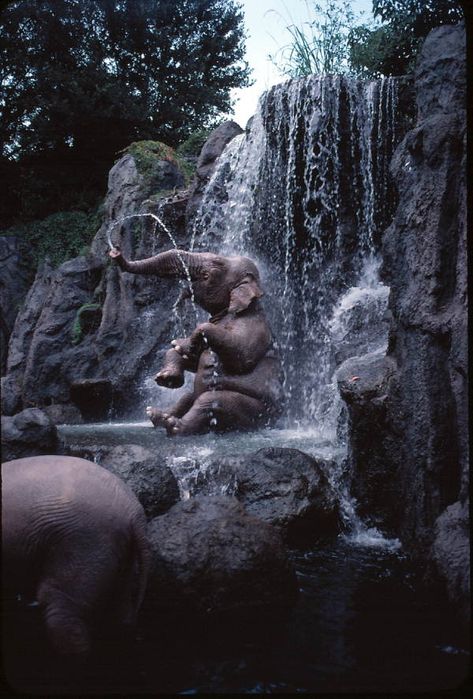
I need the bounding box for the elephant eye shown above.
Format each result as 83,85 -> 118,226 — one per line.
202,271 -> 210,280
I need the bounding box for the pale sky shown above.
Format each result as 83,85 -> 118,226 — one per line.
227,0 -> 374,128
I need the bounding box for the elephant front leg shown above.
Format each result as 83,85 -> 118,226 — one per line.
154,347 -> 186,388
154,339 -> 199,388
166,390 -> 266,436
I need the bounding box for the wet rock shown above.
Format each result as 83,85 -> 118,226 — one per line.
42,403 -> 83,425
1,408 -> 58,462
145,496 -> 297,615
185,121 -> 243,224
184,447 -> 342,544
337,351 -> 399,530
431,500 -> 470,623
329,282 -> 391,368
65,443 -> 179,519
337,350 -> 396,403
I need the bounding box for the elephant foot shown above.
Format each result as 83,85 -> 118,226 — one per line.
154,368 -> 185,388
164,415 -> 183,436
146,407 -> 182,435
146,407 -> 170,428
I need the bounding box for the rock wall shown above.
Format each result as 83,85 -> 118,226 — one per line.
1,129 -> 239,420
0,236 -> 31,373
341,23 -> 468,615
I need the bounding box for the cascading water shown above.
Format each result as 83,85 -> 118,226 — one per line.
191,75 -> 401,439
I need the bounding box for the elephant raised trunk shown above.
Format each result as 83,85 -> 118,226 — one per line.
116,249 -> 208,280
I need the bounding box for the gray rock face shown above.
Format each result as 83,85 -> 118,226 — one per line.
145,496 -> 297,615
1,408 -> 58,462
64,443 -> 180,519
0,236 -> 31,374
415,23 -> 466,120
2,152 -> 188,420
341,24 -> 467,612
186,447 -> 341,544
185,121 -> 243,224
42,403 -> 84,425
1,260 -> 54,416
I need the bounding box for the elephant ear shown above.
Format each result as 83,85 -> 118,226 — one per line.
228,274 -> 263,314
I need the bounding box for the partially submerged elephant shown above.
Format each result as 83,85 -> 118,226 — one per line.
110,247 -> 283,435
2,455 -> 150,656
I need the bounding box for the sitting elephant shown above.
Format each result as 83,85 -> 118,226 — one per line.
2,455 -> 150,656
110,247 -> 283,435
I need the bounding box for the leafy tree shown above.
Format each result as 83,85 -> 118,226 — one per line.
348,0 -> 464,77
0,0 -> 250,224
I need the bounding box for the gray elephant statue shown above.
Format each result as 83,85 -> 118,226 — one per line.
110,248 -> 283,435
2,455 -> 150,656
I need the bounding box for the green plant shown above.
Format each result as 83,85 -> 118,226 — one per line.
3,208 -> 103,271
118,141 -> 176,176
70,303 -> 102,345
271,0 -> 362,77
176,129 -> 213,159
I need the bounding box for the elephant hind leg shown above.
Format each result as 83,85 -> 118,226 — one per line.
37,580 -> 90,656
170,390 -> 265,435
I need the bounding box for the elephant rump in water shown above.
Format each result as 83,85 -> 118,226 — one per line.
110,247 -> 283,436
2,455 -> 150,657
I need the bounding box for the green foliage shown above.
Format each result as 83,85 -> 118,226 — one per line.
119,139 -> 195,187
271,0 -> 362,77
118,141 -> 177,178
3,209 -> 103,270
348,0 -> 464,77
1,0 -> 250,225
176,129 -> 213,159
70,303 -> 102,345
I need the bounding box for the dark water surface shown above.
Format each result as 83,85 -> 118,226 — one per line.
4,538 -> 468,695
3,425 -> 469,694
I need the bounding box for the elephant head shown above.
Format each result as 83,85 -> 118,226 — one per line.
113,249 -> 264,316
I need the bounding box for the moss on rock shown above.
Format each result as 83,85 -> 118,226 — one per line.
118,139 -> 194,187
71,303 -> 102,345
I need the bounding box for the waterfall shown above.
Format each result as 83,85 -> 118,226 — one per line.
191,75 -> 402,434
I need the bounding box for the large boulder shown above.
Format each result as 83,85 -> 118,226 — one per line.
65,443 -> 179,519
337,351 -> 399,530
145,496 -> 297,616
178,447 -> 342,544
185,121 -> 243,224
1,408 -> 58,462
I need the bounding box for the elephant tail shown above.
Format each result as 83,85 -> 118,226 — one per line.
117,510 -> 151,627
130,511 -> 152,620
